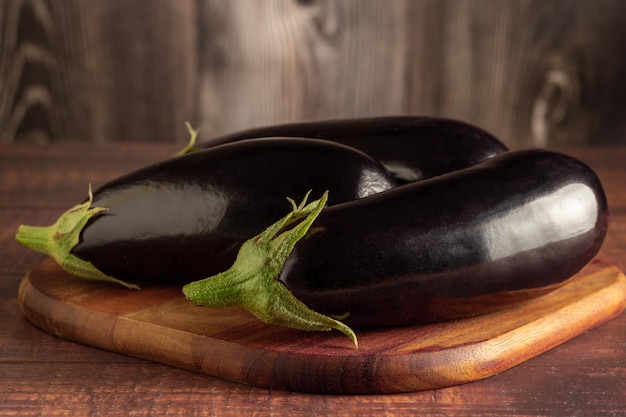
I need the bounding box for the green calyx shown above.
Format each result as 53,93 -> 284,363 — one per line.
183,191 -> 358,348
15,186 -> 139,289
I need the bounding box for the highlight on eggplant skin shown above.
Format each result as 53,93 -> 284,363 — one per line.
200,116 -> 509,183
277,149 -> 609,327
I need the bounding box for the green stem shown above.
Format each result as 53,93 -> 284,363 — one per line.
15,186 -> 139,289
173,122 -> 201,156
183,191 -> 358,348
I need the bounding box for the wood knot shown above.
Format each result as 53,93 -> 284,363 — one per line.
531,61 -> 580,147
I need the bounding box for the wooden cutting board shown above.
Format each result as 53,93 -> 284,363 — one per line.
18,257 -> 626,394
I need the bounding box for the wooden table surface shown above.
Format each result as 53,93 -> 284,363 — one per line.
1,143 -> 625,416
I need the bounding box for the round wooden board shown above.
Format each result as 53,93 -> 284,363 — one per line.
18,257 -> 626,394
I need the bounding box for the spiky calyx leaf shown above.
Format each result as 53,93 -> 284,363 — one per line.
183,191 -> 358,348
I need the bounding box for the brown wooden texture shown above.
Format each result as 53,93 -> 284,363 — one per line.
2,0 -> 626,147
17,257 -> 626,395
2,144 -> 626,414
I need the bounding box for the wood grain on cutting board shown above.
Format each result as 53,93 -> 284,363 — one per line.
19,257 -> 626,394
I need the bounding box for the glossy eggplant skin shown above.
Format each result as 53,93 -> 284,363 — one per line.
71,138 -> 397,285
203,116 -> 509,183
278,149 -> 608,327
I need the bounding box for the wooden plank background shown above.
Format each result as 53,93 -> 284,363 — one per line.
1,0 -> 625,147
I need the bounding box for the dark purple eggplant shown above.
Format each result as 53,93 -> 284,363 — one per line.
278,149 -> 609,327
197,116 -> 509,183
183,149 -> 607,344
15,138 -> 397,289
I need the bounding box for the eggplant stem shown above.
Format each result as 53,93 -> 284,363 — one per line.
15,185 -> 139,289
182,191 -> 358,348
173,122 -> 201,156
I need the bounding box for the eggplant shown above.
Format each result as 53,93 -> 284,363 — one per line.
183,149 -> 608,344
197,116 -> 509,183
16,138 -> 397,288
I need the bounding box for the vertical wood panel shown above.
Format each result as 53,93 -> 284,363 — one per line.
196,0 -> 626,146
0,0 -> 196,144
405,0 -> 626,147
89,0 -> 197,143
197,0 -> 411,137
1,0 -> 625,146
0,0 -> 58,144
